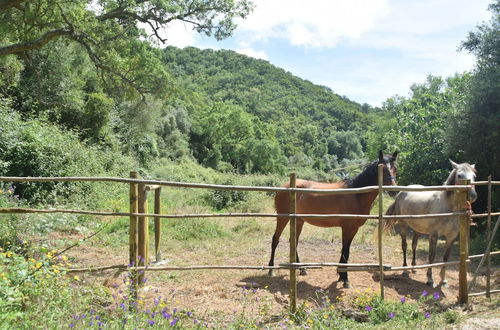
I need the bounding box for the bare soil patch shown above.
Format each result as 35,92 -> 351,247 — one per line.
62,220 -> 499,324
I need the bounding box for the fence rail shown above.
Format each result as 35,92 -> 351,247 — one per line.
0,173 -> 499,307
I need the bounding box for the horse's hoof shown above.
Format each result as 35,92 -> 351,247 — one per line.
402,271 -> 410,278
268,270 -> 274,277
441,280 -> 448,288
343,282 -> 351,289
299,268 -> 308,276
426,281 -> 434,287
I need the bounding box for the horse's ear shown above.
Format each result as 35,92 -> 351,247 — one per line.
378,150 -> 384,163
471,164 -> 476,170
392,151 -> 398,160
449,159 -> 459,169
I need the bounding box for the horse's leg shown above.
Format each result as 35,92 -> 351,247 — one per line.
427,234 -> 438,287
338,227 -> 358,289
295,219 -> 307,276
400,222 -> 409,278
268,216 -> 289,276
440,235 -> 457,287
411,231 -> 420,274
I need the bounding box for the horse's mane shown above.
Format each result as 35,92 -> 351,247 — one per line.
347,160 -> 379,188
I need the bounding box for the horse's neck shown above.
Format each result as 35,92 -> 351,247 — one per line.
443,170 -> 461,210
440,190 -> 462,211
350,166 -> 377,188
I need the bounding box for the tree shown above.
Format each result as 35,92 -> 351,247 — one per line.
385,75 -> 457,185
0,0 -> 253,96
449,0 -> 500,216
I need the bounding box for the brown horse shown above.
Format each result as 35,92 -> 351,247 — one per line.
268,151 -> 398,288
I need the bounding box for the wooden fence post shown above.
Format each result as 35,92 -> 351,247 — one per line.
458,179 -> 470,304
138,183 -> 149,285
289,173 -> 297,313
486,175 -> 492,298
129,171 -> 139,266
377,164 -> 385,299
154,187 -> 162,262
129,171 -> 139,298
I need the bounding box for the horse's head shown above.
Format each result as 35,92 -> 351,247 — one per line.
449,160 -> 477,202
378,150 -> 398,186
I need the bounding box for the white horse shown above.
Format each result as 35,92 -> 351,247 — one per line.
385,160 -> 477,287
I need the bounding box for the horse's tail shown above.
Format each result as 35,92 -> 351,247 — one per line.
383,201 -> 398,233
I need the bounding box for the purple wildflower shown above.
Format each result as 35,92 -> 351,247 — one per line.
400,296 -> 406,303
120,303 -> 126,309
388,312 -> 395,319
162,311 -> 171,319
433,292 -> 440,300
69,324 -> 75,328
424,312 -> 431,319
148,320 -> 155,326
365,306 -> 373,311
187,312 -> 192,317
170,318 -> 179,326
89,321 -> 94,326
97,321 -> 103,327
422,290 -> 429,297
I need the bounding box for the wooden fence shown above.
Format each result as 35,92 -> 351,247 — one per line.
1,170 -> 499,312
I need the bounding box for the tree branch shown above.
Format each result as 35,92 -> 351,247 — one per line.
0,0 -> 26,13
0,28 -> 72,56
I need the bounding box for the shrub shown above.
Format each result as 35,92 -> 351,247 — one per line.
0,99 -> 135,206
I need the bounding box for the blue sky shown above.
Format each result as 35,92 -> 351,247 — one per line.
163,0 -> 492,107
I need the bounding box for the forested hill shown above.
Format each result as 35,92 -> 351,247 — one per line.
163,46 -> 373,174
164,46 -> 365,125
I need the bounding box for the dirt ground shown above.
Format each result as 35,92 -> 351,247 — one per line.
62,222 -> 500,324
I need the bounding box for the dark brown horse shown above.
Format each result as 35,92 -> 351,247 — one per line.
268,151 -> 398,288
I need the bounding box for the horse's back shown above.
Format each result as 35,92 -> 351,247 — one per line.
392,185 -> 457,236
274,179 -> 347,214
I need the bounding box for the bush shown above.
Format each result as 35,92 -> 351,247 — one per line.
0,99 -> 135,206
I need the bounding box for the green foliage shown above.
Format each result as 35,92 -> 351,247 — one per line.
164,46 -> 372,173
451,1 -> 500,215
206,188 -> 248,211
0,99 -> 134,205
382,75 -> 459,185
0,0 -> 253,97
191,101 -> 286,174
0,247 -> 100,328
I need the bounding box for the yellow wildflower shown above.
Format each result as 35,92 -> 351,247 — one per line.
73,275 -> 80,281
35,262 -> 43,269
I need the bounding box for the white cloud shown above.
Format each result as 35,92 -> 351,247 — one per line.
235,0 -> 391,49
235,48 -> 269,60
161,21 -> 197,48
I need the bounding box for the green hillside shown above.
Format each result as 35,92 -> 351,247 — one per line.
163,46 -> 371,173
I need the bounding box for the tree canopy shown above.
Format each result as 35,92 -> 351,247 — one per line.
0,0 -> 253,96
